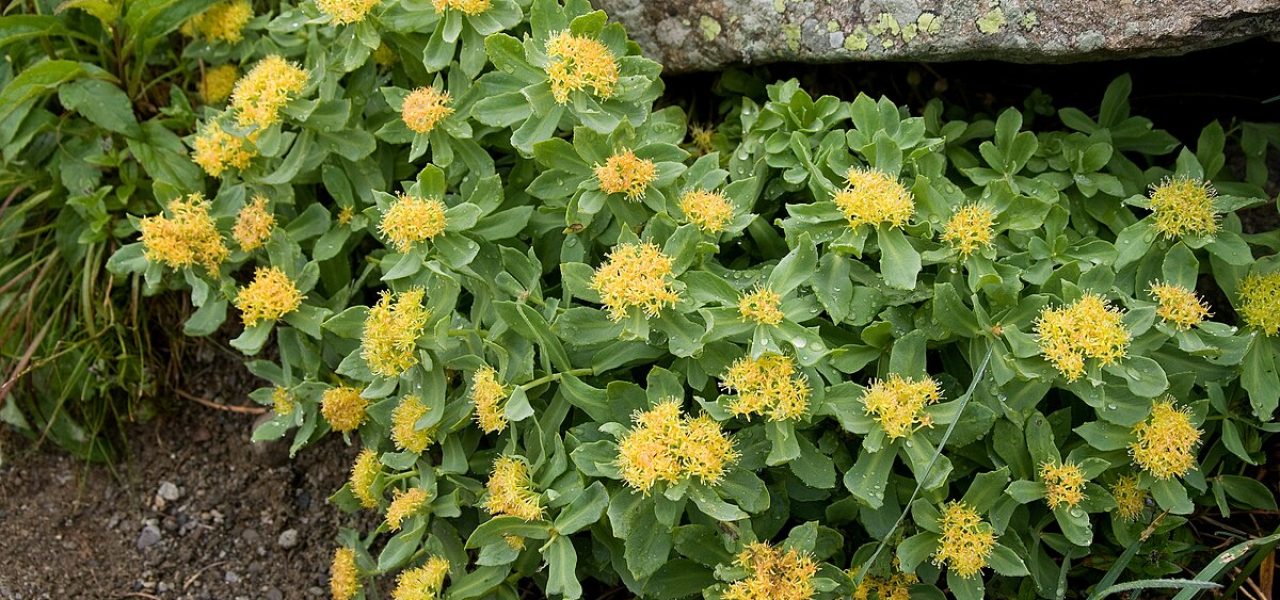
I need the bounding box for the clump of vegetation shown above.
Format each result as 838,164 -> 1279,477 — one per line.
4,0 -> 1280,597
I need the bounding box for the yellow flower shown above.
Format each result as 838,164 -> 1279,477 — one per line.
589,242 -> 680,321
233,195 -> 275,251
192,121 -> 256,177
1238,272 -> 1280,336
1040,461 -> 1086,510
330,547 -> 360,600
231,55 -> 308,129
471,366 -> 509,434
690,124 -> 716,156
723,541 -> 818,600
1110,475 -> 1148,521
316,0 -> 381,24
235,266 -> 304,326
139,193 -> 229,273
322,386 -> 369,433
941,204 -> 996,256
616,399 -> 736,493
738,286 -> 784,326
361,288 -> 430,377
350,448 -> 381,508
861,374 -> 942,439
1149,282 -> 1210,331
679,189 -> 734,233
372,43 -> 397,67
401,87 -> 454,135
379,194 -> 448,252
1148,177 -> 1219,238
271,387 -> 294,416
594,150 -> 657,200
545,31 -> 619,104
932,501 -> 996,579
183,0 -> 253,43
1130,399 -> 1202,480
392,394 -> 434,453
853,571 -> 917,600
432,0 -> 491,15
1035,293 -> 1131,381
832,167 -> 914,230
386,487 -> 430,531
337,205 -> 356,225
720,354 -> 810,421
484,456 -> 544,521
199,65 -> 239,103
391,556 -> 449,600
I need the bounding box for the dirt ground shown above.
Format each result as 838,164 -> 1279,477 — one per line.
0,349 -> 373,600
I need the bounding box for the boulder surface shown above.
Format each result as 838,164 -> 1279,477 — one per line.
595,0 -> 1280,73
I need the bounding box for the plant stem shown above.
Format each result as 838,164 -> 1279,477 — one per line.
520,368 -> 594,390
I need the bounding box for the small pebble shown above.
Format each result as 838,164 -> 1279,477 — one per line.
157,481 -> 181,502
277,529 -> 299,549
136,525 -> 162,550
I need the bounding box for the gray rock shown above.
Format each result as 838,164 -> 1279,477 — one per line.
276,529 -> 299,549
136,524 -> 162,549
157,481 -> 181,502
594,0 -> 1280,72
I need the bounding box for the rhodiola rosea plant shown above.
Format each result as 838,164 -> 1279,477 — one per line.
100,0 -> 1280,598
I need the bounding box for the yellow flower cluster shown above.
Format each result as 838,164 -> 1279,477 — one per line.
932,501 -> 996,579
199,65 -> 239,103
391,394 -> 433,453
484,456 -> 544,521
723,541 -> 818,600
1035,293 -> 1130,381
386,487 -> 430,531
337,205 -> 356,226
861,374 -> 941,439
361,288 -> 430,377
231,55 -> 308,129
1239,272 -> 1280,336
392,556 -> 449,600
271,387 -> 294,416
720,354 -> 810,421
193,121 -> 256,177
595,150 -> 657,200
432,0 -> 491,15
853,571 -> 917,600
234,266 -> 304,326
330,547 -> 360,600
616,399 -> 737,493
139,193 -> 229,273
1130,399 -> 1202,479
1040,461 -> 1086,509
232,195 -> 275,251
350,448 -> 381,508
470,367 -> 509,434
182,0 -> 253,43
401,87 -> 454,135
372,43 -> 397,67
589,242 -> 680,321
831,167 -> 914,230
1110,475 -> 1148,521
1149,282 -> 1210,331
1148,177 -> 1219,238
321,385 -> 368,433
545,31 -> 619,104
379,194 -> 448,252
941,204 -> 996,256
679,189 -> 734,233
738,286 -> 784,326
316,0 -> 381,24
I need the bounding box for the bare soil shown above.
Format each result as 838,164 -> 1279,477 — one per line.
0,347 -> 371,600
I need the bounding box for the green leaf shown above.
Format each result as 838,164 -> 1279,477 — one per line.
877,226 -> 920,290
546,536 -> 582,600
465,516 -> 552,549
494,301 -> 573,371
377,520 -> 426,572
989,544 -> 1030,576
58,78 -> 140,137
844,447 -> 894,509
624,504 -> 672,579
553,481 -> 608,534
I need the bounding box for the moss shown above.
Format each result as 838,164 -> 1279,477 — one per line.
869,13 -> 900,37
782,23 -> 802,52
1020,11 -> 1039,31
917,12 -> 943,35
977,8 -> 1006,34
843,27 -> 869,51
772,0 -> 785,13
826,20 -> 840,33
